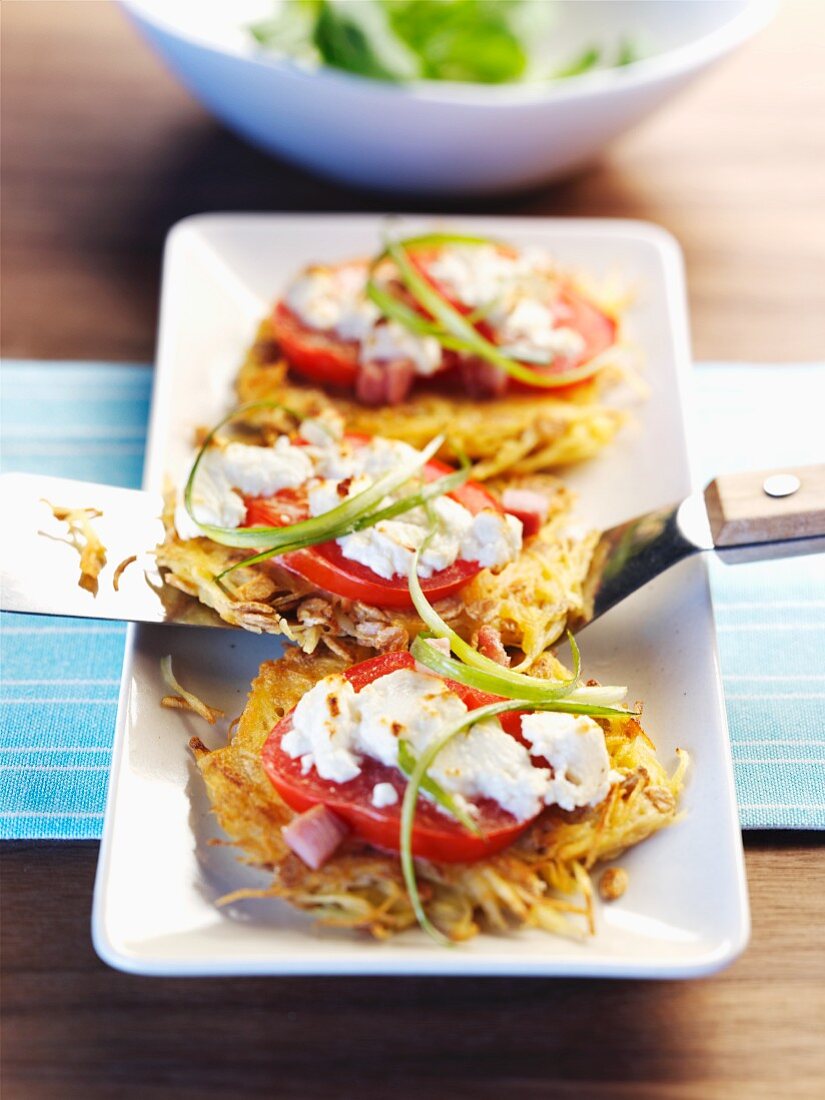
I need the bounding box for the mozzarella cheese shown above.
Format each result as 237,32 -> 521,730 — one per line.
175,432 -> 522,581
282,668 -> 614,822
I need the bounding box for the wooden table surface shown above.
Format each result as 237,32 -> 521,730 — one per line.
2,3 -> 824,1098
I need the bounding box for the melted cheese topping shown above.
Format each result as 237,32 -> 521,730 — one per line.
175,427 -> 522,580
282,668 -> 613,822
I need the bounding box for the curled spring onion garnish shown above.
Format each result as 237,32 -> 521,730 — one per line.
210,448 -> 470,589
213,456 -> 471,583
366,233 -> 603,390
407,542 -> 628,708
183,403 -> 477,581
399,693 -> 634,946
187,406 -> 444,550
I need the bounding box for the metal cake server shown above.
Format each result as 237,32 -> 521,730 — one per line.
2,466 -> 823,632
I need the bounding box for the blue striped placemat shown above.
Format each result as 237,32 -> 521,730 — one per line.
1,360 -> 823,838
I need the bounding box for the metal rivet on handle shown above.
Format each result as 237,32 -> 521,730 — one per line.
763,474 -> 801,498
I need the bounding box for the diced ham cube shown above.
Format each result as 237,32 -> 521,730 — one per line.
476,625 -> 510,668
414,635 -> 451,675
355,359 -> 415,405
458,357 -> 509,398
282,804 -> 350,869
501,487 -> 551,538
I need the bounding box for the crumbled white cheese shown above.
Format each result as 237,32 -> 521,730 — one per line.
175,432 -> 522,579
282,668 -> 614,823
173,449 -> 246,540
221,439 -> 314,496
284,246 -> 586,382
285,265 -> 378,338
371,782 -> 400,808
426,244 -> 585,364
520,712 -> 614,812
285,264 -> 441,377
460,510 -> 523,570
362,320 -> 442,376
498,298 -> 586,362
284,668 -> 546,821
426,245 -> 537,309
281,674 -> 362,784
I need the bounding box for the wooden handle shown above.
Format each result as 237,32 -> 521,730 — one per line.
704,464 -> 825,548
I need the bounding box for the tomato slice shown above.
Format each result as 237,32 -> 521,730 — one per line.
242,444 -> 503,610
507,286 -> 617,392
273,251 -> 616,398
261,652 -> 535,863
273,299 -> 360,390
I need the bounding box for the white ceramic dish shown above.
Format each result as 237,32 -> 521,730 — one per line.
92,214 -> 749,977
122,0 -> 774,195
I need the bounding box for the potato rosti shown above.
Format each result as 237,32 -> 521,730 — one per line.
192,647 -> 686,942
156,408 -> 598,663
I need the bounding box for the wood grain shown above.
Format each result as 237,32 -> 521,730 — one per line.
705,464 -> 825,546
2,0 -> 824,362
2,3 -> 825,1099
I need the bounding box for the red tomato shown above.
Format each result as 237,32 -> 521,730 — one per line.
261,652 -> 535,863
507,287 -> 617,392
272,299 -> 360,390
273,251 -> 616,397
242,444 -> 502,610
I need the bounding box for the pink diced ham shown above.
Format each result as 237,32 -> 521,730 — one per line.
476,625 -> 510,668
458,357 -> 509,399
501,487 -> 551,538
282,804 -> 350,870
355,359 -> 415,405
414,635 -> 451,675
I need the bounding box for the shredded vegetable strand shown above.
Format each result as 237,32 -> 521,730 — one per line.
407,542 -> 627,706
384,236 -> 602,389
184,404 -> 445,549
160,655 -> 225,724
214,454 -> 472,583
399,694 -> 634,944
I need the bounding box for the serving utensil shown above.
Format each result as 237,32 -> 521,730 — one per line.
2,466 -> 823,632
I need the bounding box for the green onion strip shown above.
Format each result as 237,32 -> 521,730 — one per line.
182,400 -> 482,582
365,232 -> 601,390
214,458 -> 472,582
186,425 -> 445,551
399,692 -> 635,945
407,543 -> 627,707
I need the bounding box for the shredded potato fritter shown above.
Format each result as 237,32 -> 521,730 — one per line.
192,648 -> 687,942
236,317 -> 629,480
156,471 -> 597,662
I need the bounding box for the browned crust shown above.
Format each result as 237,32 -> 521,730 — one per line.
193,647 -> 688,941
236,318 -> 628,480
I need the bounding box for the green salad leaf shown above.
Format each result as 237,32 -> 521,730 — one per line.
313,0 -> 422,81
249,1 -> 644,86
552,46 -> 601,80
387,0 -> 526,84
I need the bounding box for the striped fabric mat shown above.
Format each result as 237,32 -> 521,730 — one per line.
1,360 -> 823,838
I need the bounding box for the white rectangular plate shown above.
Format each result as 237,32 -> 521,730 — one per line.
92,215 -> 749,977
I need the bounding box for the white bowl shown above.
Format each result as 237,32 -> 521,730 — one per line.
123,0 -> 774,195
